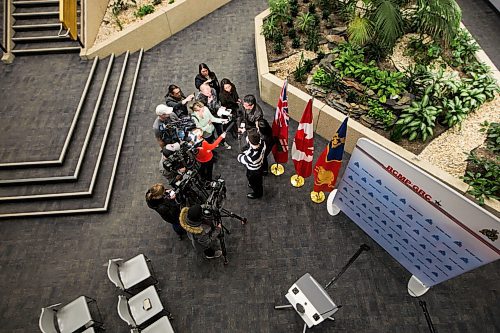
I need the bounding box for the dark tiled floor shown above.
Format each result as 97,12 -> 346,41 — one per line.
0,1 -> 499,332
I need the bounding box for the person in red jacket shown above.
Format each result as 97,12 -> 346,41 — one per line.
192,128 -> 226,181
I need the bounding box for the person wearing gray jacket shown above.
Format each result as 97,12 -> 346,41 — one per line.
180,204 -> 222,259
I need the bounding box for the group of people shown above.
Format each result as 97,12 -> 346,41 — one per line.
146,63 -> 276,259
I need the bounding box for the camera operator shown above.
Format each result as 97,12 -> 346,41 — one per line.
179,204 -> 222,259
153,104 -> 180,149
160,142 -> 186,181
146,183 -> 187,239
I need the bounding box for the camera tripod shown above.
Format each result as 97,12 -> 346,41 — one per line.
211,207 -> 247,265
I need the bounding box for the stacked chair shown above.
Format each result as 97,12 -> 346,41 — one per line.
106,254 -> 175,333
38,296 -> 104,333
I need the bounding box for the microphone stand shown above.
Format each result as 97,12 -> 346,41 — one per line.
418,300 -> 437,333
325,244 -> 371,289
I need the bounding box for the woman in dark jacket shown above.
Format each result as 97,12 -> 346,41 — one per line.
219,78 -> 241,138
195,63 -> 220,97
146,183 -> 186,239
257,118 -> 275,175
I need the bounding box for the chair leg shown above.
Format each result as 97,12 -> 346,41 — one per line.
303,323 -> 308,333
144,255 -> 161,291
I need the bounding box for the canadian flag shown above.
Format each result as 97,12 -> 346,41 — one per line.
292,99 -> 314,178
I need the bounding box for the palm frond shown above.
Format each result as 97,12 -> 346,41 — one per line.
415,0 -> 462,45
371,0 -> 404,49
348,15 -> 374,46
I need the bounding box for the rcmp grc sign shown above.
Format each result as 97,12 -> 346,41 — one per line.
333,138 -> 500,287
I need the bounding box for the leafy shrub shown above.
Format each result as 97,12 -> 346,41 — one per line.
168,0 -> 174,3
273,41 -> 284,54
461,154 -> 499,205
152,0 -> 161,5
316,50 -> 325,61
303,58 -> 314,72
288,28 -> 297,39
440,96 -> 469,128
406,37 -> 442,65
292,36 -> 301,48
289,0 -> 298,17
462,73 -> 499,102
262,16 -> 279,39
135,4 -> 154,18
480,121 -> 500,153
273,31 -> 283,44
269,0 -> 290,24
457,84 -> 487,111
462,61 -> 491,75
308,3 -> 316,13
296,12 -> 316,32
362,70 -> 405,103
322,9 -> 331,20
111,0 -> 136,16
449,29 -> 480,67
394,93 -> 439,141
367,100 -> 396,129
305,29 -> 319,52
313,68 -> 335,87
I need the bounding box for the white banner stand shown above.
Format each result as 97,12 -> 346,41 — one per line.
326,189 -> 341,216
408,275 -> 430,297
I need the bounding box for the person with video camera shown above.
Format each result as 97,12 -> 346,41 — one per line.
153,104 -> 180,149
146,183 -> 187,240
180,204 -> 222,259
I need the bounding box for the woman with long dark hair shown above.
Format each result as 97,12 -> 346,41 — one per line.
195,63 -> 220,97
219,78 -> 241,138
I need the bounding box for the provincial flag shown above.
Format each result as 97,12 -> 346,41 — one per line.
292,99 -> 314,178
313,117 -> 348,193
271,80 -> 289,164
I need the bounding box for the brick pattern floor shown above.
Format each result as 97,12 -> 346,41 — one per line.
0,1 -> 499,332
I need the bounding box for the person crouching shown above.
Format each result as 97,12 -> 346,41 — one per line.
237,128 -> 266,199
179,204 -> 222,259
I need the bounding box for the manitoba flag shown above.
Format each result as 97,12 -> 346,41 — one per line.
292,99 -> 314,178
271,80 -> 289,164
313,117 -> 348,193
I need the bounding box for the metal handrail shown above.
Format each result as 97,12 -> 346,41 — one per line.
4,0 -> 12,54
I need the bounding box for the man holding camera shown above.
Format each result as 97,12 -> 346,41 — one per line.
153,104 -> 180,149
179,204 -> 222,259
146,183 -> 187,239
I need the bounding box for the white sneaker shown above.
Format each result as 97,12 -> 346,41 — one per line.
223,142 -> 231,150
205,250 -> 223,259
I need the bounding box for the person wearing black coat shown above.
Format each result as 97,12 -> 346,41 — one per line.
146,183 -> 186,239
219,78 -> 240,138
164,84 -> 194,118
195,63 -> 220,97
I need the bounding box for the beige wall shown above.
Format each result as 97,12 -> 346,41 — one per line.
84,0 -> 109,50
255,10 -> 500,214
82,0 -> 231,59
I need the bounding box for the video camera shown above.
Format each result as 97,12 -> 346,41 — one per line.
159,116 -> 196,144
201,178 -> 227,218
162,141 -> 200,175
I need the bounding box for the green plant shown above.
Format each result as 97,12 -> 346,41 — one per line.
292,36 -> 301,48
289,0 -> 298,17
394,93 -> 439,141
480,121 -> 500,153
322,9 -> 331,20
313,68 -> 335,87
405,37 -> 442,65
262,16 -> 279,39
362,70 -> 405,103
461,153 -> 500,205
303,58 -> 314,72
440,96 -> 470,128
413,0 -> 461,45
449,28 -> 480,67
367,100 -> 396,128
308,3 -> 316,13
462,61 -> 491,75
296,12 -> 315,32
152,0 -> 161,5
288,27 -> 297,39
168,0 -> 174,3
463,73 -> 500,102
111,0 -> 136,16
294,52 -> 308,82
316,50 -> 325,61
305,29 -> 319,51
286,16 -> 294,27
135,4 -> 154,18
457,84 -> 487,111
273,31 -> 283,44
269,0 -> 290,25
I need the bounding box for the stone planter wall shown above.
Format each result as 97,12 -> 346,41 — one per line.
255,9 -> 499,215
82,0 -> 231,59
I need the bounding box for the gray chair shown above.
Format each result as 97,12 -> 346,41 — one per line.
117,295 -> 137,328
107,254 -> 157,293
39,296 -> 102,333
130,316 -> 175,333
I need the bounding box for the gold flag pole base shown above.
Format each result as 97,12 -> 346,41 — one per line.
290,175 -> 304,187
270,163 -> 285,176
310,191 -> 325,203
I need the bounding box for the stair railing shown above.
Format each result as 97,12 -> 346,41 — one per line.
2,0 -> 13,60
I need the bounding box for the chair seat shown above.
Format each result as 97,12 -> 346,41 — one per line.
142,316 -> 174,333
128,286 -> 163,326
120,254 -> 151,289
57,296 -> 93,333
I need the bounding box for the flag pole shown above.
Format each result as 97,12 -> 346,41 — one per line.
310,190 -> 325,203
271,163 -> 285,176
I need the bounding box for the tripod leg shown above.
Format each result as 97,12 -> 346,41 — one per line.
303,323 -> 308,333
274,304 -> 294,310
326,316 -> 335,321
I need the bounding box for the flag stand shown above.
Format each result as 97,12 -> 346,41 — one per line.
310,190 -> 325,203
270,163 -> 285,176
290,174 -> 304,187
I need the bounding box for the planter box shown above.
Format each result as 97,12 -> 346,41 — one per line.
255,9 -> 499,215
82,0 -> 231,59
